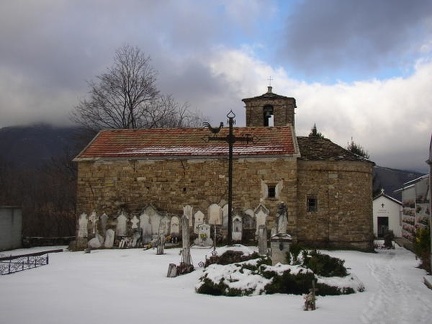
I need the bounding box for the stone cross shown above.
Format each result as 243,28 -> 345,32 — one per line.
130,215 -> 139,229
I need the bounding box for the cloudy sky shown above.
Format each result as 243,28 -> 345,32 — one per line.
1,0 -> 431,172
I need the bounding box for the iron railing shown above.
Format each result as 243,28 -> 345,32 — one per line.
0,249 -> 63,275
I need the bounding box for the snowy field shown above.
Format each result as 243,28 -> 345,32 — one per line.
1,243 -> 432,324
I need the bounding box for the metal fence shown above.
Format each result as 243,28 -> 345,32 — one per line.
0,249 -> 63,275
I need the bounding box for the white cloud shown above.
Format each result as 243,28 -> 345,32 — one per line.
199,48 -> 432,172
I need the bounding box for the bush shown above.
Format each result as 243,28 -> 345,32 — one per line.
196,247 -> 358,297
414,226 -> 431,273
204,250 -> 265,267
286,243 -> 303,264
302,250 -> 348,277
264,268 -> 315,295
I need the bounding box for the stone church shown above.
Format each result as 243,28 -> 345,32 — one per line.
73,86 -> 374,250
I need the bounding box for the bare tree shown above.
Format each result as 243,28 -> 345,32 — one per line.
72,44 -> 202,131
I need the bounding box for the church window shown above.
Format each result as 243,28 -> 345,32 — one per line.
307,195 -> 318,212
268,185 -> 276,198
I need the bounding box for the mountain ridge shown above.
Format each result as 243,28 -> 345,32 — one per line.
0,124 -> 426,201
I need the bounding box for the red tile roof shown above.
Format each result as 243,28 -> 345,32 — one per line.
74,126 -> 298,161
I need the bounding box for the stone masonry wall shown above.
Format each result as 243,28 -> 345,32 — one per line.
296,160 -> 374,250
245,97 -> 296,127
76,157 -> 298,229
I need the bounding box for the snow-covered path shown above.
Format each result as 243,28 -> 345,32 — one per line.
360,247 -> 432,323
1,244 -> 431,324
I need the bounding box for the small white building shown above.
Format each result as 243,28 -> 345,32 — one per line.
0,206 -> 22,251
373,190 -> 402,238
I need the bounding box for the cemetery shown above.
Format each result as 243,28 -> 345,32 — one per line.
71,201 -> 365,305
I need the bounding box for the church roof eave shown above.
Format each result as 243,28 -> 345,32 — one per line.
74,126 -> 298,161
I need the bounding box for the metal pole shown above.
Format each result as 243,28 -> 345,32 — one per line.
227,113 -> 234,245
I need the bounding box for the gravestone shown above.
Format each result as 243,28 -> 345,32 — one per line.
104,229 -> 115,248
130,215 -> 139,229
100,213 -> 109,237
242,209 -> 256,242
258,224 -> 268,255
156,234 -> 165,255
195,223 -> 213,247
254,204 -> 269,235
116,212 -> 128,237
270,233 -> 292,265
208,204 -> 222,225
88,233 -> 104,249
181,210 -> 192,265
194,211 -> 204,234
170,216 -> 180,241
89,211 -> 98,234
232,215 -> 242,241
149,211 -> 161,239
159,216 -> 170,236
167,263 -> 177,277
77,213 -> 88,238
139,212 -> 152,243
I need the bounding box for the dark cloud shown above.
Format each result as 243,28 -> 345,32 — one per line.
279,0 -> 432,79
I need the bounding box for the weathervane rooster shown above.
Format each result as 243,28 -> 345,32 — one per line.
203,121 -> 223,134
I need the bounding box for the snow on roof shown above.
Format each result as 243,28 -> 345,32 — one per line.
74,126 -> 298,161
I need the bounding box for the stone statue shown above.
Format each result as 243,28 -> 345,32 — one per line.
276,202 -> 287,234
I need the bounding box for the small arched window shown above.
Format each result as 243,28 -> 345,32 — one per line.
263,105 -> 274,126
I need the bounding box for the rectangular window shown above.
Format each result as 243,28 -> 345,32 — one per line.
307,196 -> 318,212
268,185 -> 276,199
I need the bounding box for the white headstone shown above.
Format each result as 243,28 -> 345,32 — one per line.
195,223 -> 213,246
194,211 -> 205,234
89,211 -> 98,234
170,216 -> 180,236
104,229 -> 115,248
150,212 -> 162,238
232,215 -> 242,241
255,204 -> 269,234
88,233 -> 104,249
139,212 -> 152,243
208,204 -> 222,225
78,213 -> 88,238
116,212 -> 128,237
159,216 -> 170,235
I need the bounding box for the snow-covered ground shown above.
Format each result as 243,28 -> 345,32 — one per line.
1,243 -> 431,324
